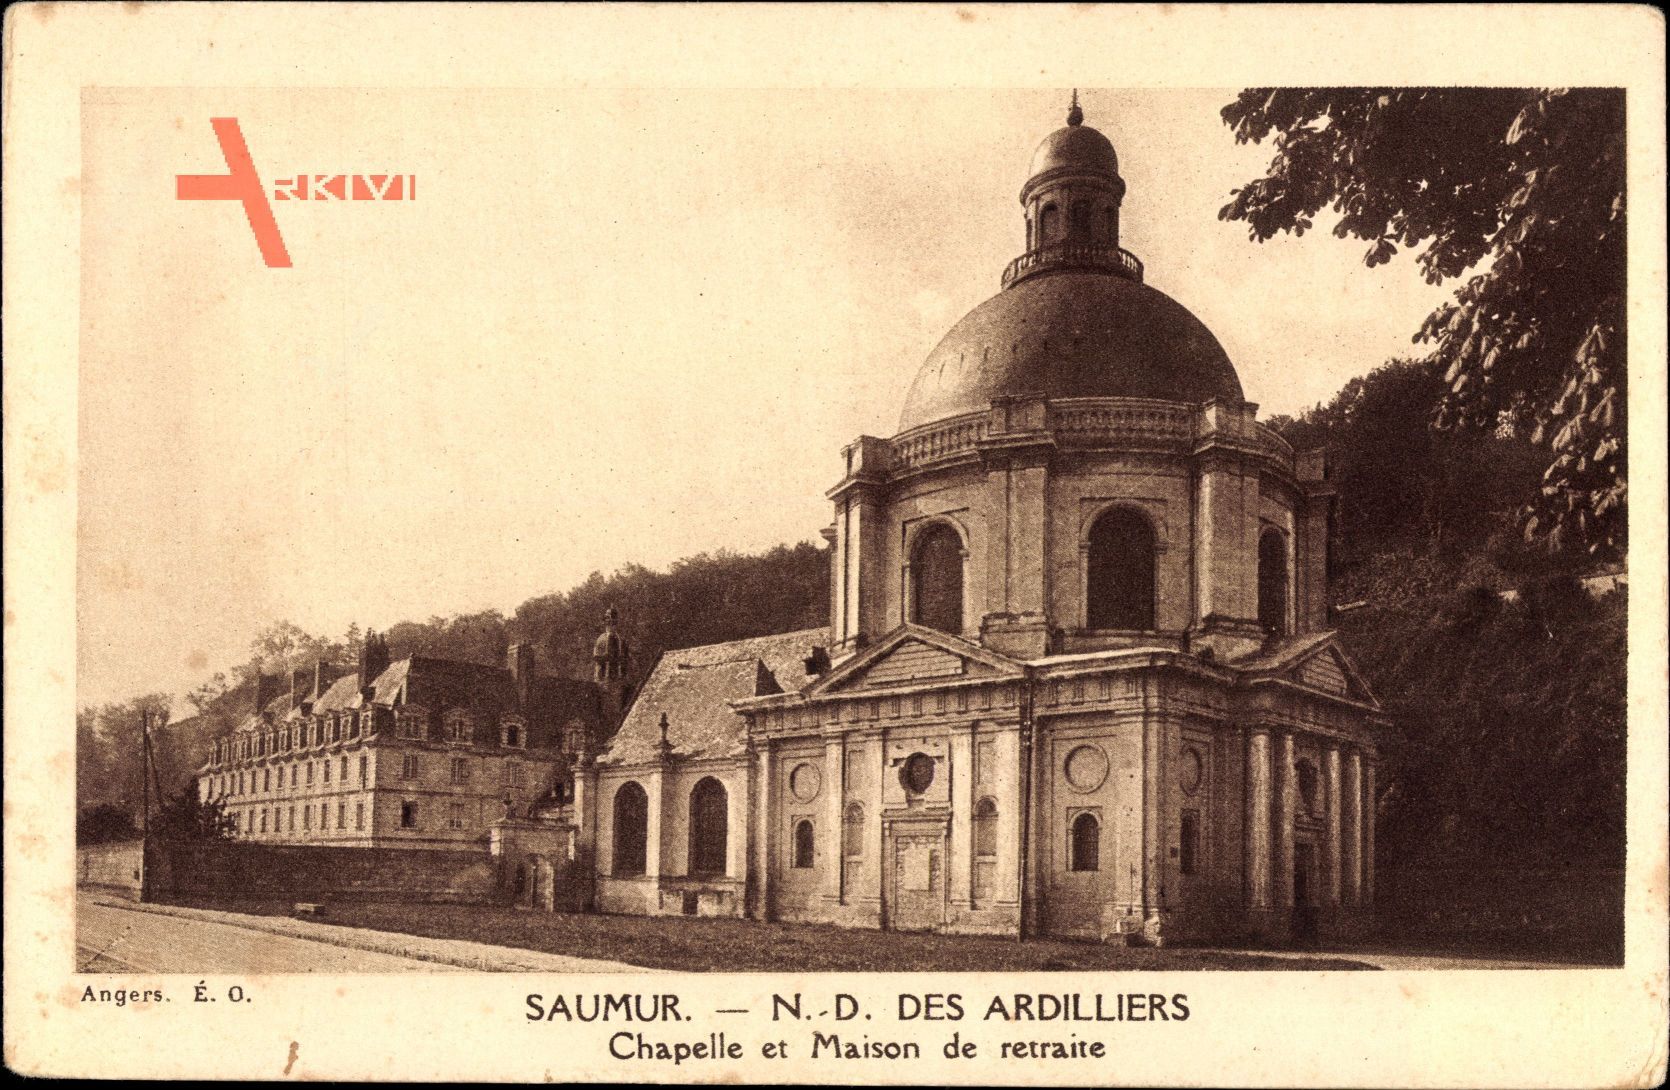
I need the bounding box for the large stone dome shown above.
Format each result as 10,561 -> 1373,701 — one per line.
898,272 -> 1244,433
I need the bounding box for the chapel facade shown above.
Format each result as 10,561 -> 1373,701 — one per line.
568,97 -> 1388,945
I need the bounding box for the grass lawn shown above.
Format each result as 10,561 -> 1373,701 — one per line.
182,899 -> 1375,971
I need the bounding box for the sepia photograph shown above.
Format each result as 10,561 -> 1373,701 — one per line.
6,3 -> 1665,1084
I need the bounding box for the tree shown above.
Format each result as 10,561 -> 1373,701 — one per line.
1219,88 -> 1625,557
77,803 -> 140,845
150,784 -> 236,842
185,671 -> 230,714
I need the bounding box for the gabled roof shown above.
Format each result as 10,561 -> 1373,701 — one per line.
600,627 -> 830,766
800,624 -> 1023,699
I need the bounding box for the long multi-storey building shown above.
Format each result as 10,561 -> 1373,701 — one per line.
199,631 -> 608,849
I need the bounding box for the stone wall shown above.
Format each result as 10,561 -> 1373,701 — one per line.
77,841 -> 146,899
142,840 -> 503,905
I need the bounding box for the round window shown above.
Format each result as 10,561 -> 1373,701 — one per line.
899,753 -> 935,795
1064,744 -> 1109,793
1179,747 -> 1204,795
789,762 -> 821,802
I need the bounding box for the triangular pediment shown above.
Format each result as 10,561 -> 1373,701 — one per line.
1286,643 -> 1380,707
1235,632 -> 1382,709
806,625 -> 1024,696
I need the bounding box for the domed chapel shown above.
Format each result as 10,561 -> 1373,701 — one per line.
578,95 -> 1388,944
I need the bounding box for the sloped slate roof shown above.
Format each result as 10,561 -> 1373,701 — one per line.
1227,630 -> 1336,672
600,627 -> 830,766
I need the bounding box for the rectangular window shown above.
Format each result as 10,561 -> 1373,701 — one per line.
260,810 -> 268,833
288,805 -> 295,831
400,801 -> 418,829
306,762 -> 315,785
359,755 -> 369,784
448,802 -> 465,830
450,757 -> 469,785
402,753 -> 418,779
355,801 -> 365,830
337,802 -> 346,830
506,760 -> 525,788
340,755 -> 349,781
303,805 -> 312,830
263,769 -> 271,793
323,760 -> 331,784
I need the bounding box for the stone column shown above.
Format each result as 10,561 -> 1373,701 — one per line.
1342,750 -> 1362,905
752,742 -> 774,920
822,733 -> 846,905
645,767 -> 665,881
1324,745 -> 1342,906
1245,728 -> 1272,909
948,723 -> 975,912
1363,758 -> 1376,907
996,726 -> 1022,910
1275,731 -> 1296,908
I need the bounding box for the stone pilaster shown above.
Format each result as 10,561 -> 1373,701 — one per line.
948,723 -> 975,911
822,733 -> 846,905
1363,758 -> 1377,907
751,741 -> 774,920
1324,745 -> 1342,906
1246,727 -> 1272,909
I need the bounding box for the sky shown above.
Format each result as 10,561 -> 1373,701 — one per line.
77,87 -> 1454,710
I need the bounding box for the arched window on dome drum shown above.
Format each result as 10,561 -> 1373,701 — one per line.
911,523 -> 964,635
611,781 -> 648,876
1103,207 -> 1117,243
1258,528 -> 1289,635
688,777 -> 728,877
1086,508 -> 1156,630
1039,204 -> 1060,244
1069,812 -> 1100,872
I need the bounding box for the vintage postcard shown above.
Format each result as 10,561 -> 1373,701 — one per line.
4,3 -> 1666,1084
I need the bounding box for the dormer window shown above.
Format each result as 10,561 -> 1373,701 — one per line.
444,708 -> 474,746
398,705 -> 429,741
501,717 -> 525,749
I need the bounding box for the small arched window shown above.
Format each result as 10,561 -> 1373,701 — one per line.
1086,507 -> 1157,630
1039,204 -> 1060,243
612,781 -> 648,876
688,777 -> 728,876
911,524 -> 964,635
974,798 -> 998,858
792,819 -> 815,869
843,803 -> 864,858
1258,528 -> 1290,635
1069,812 -> 1100,872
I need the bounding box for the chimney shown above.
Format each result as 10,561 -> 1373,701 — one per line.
358,629 -> 390,687
253,672 -> 280,716
312,658 -> 328,699
507,643 -> 536,709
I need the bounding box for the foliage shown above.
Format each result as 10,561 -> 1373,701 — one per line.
1221,88 -> 1626,557
150,784 -> 237,842
1341,583 -> 1625,870
77,803 -> 140,845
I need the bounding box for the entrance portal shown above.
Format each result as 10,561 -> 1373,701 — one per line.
885,821 -> 947,931
1292,842 -> 1318,946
